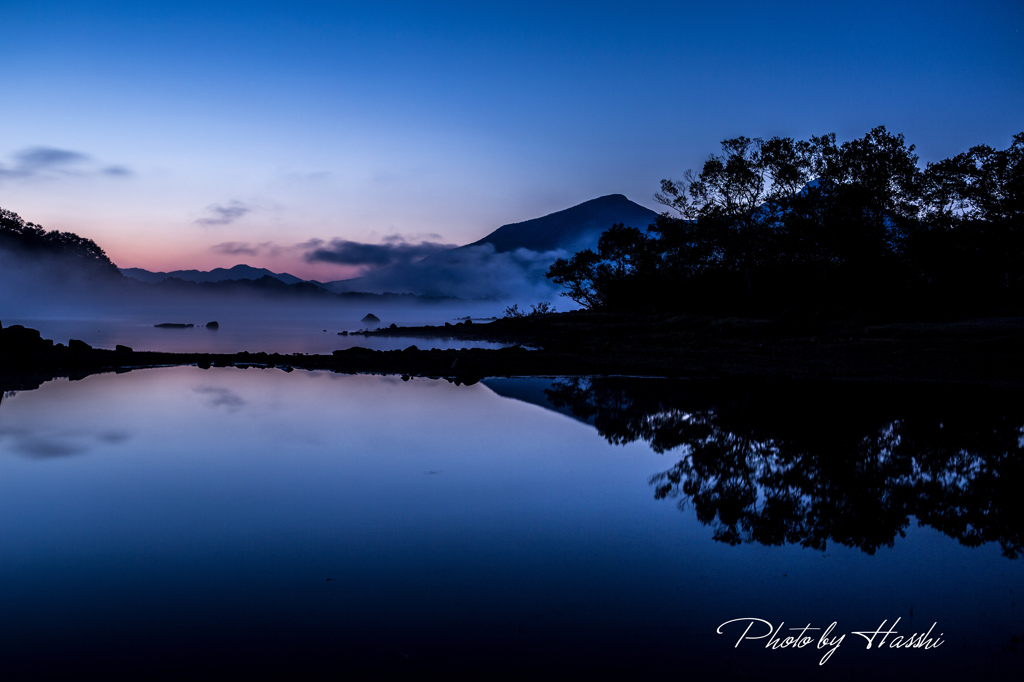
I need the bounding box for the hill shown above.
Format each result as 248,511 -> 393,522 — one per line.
325,194 -> 658,299
463,194 -> 658,254
0,206 -> 121,277
121,264 -> 309,285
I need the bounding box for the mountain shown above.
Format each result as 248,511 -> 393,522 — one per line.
325,194 -> 658,299
464,194 -> 658,254
120,264 -> 310,286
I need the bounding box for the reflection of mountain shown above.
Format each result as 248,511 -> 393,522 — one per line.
481,378 -> 594,425
508,376 -> 1024,558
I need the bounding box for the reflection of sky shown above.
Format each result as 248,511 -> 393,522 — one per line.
0,367 -> 1020,675
2,2 -> 1021,279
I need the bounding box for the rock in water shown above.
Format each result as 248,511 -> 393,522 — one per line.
206,321 -> 219,329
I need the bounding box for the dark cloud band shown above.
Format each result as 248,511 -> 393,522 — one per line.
304,238 -> 455,267
0,146 -> 131,180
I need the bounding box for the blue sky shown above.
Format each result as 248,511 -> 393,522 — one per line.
1,0 -> 1021,279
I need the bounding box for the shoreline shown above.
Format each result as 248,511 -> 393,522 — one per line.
3,311 -> 1024,393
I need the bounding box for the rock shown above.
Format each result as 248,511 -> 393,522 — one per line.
1,324 -> 39,342
206,321 -> 219,329
68,339 -> 92,351
115,344 -> 133,353
333,347 -> 376,356
361,313 -> 381,324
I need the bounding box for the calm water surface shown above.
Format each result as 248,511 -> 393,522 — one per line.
6,317 -> 506,353
0,369 -> 1020,678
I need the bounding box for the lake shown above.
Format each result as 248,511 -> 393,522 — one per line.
4,315 -> 508,354
0,368 -> 1020,678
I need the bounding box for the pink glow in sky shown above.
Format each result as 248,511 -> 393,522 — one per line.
2,1 -> 1021,281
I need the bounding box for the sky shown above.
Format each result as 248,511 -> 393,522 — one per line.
1,0 -> 1021,281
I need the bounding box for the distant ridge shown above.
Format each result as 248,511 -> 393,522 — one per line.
464,194 -> 658,254
121,264 -> 310,286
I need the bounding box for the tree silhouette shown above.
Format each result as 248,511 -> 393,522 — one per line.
548,128 -> 1023,316
1,206 -> 120,276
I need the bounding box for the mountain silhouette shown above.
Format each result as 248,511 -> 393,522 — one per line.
464,194 -> 658,254
121,264 -> 310,286
325,194 -> 658,299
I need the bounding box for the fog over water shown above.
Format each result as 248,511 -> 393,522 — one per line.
5,315 -> 507,354
2,250 -> 514,352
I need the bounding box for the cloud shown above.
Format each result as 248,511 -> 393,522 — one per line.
0,146 -> 132,181
196,201 -> 252,226
383,232 -> 443,243
210,240 -> 284,257
102,165 -> 133,177
211,241 -> 261,256
303,237 -> 456,268
15,147 -> 90,169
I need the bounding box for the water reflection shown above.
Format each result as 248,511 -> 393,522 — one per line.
193,385 -> 248,411
0,369 -> 1021,676
537,377 -> 1024,558
0,423 -> 133,458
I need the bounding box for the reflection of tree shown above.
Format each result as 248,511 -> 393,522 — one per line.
545,378 -> 1024,558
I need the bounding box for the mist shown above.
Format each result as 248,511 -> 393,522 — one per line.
1,248 -> 514,353
324,243 -> 570,306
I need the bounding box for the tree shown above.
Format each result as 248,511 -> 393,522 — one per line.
923,133 -> 1023,225
547,224 -> 661,309
1,206 -> 120,275
810,127 -> 922,260
547,128 -> 1024,315
918,133 -> 1024,296
655,136 -> 813,297
546,248 -> 605,308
